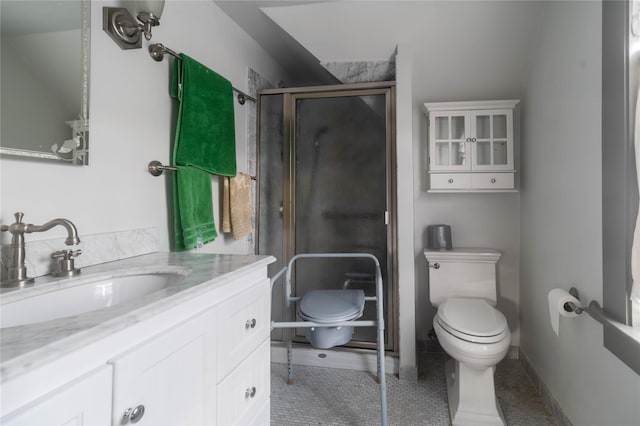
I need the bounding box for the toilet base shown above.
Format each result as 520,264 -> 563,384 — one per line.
444,359 -> 505,426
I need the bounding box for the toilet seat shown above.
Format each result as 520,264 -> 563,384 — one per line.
298,290 -> 365,323
436,297 -> 508,344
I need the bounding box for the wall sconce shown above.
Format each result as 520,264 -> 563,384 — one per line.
103,1 -> 165,50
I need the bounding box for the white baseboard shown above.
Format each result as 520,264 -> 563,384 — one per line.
271,342 -> 399,375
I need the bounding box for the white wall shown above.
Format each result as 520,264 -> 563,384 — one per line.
520,2 -> 640,425
0,1 -> 290,255
395,43 -> 417,378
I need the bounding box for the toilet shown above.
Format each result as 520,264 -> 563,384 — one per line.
297,289 -> 366,349
425,248 -> 511,426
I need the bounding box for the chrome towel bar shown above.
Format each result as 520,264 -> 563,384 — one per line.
148,161 -> 177,176
148,161 -> 256,179
148,43 -> 256,105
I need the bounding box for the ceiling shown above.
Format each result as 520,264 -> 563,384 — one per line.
215,1 -> 339,86
215,0 -> 548,101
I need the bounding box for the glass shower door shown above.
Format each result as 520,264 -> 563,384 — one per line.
291,93 -> 391,346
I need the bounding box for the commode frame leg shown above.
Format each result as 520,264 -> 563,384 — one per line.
287,339 -> 294,385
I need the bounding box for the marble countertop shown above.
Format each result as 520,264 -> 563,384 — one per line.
0,252 -> 275,383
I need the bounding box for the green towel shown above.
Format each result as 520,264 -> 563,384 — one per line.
170,53 -> 236,250
173,166 -> 217,251
171,53 -> 237,176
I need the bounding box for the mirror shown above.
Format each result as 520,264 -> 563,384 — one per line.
0,0 -> 90,165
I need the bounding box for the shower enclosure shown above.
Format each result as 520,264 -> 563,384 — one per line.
257,83 -> 397,350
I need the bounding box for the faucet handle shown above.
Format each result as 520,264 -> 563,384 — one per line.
52,249 -> 82,260
51,249 -> 82,277
1,212 -> 24,232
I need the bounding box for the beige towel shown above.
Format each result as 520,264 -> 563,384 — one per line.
222,172 -> 253,239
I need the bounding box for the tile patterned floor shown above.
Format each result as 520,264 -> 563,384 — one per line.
271,353 -> 555,425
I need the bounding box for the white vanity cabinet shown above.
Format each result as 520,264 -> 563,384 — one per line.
0,254 -> 275,426
109,278 -> 271,426
423,100 -> 519,192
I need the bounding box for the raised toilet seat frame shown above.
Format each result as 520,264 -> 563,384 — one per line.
271,253 -> 388,426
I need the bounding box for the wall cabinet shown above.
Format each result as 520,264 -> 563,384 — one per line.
423,100 -> 519,192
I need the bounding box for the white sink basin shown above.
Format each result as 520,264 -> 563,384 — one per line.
1,268 -> 189,328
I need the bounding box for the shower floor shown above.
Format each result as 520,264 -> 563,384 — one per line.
270,352 -> 555,425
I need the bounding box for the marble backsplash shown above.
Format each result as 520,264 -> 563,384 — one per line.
246,68 -> 275,254
320,61 -> 396,84
0,227 -> 159,281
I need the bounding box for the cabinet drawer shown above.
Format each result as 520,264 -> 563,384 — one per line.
471,173 -> 514,189
430,173 -> 471,189
2,366 -> 112,425
217,339 -> 270,426
217,278 -> 270,379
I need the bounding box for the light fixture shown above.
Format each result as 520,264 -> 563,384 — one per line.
103,1 -> 165,50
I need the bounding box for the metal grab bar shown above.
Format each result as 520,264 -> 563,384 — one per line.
558,287 -> 640,374
148,43 -> 256,105
564,288 -> 637,332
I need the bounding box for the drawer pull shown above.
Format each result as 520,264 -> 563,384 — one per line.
491,178 -> 497,183
448,179 -> 454,184
122,405 -> 145,424
245,386 -> 257,398
245,318 -> 257,329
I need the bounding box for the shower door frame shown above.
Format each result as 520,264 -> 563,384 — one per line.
257,82 -> 398,352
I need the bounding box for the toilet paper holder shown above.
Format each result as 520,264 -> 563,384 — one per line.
557,287 -> 624,352
564,287 -> 583,314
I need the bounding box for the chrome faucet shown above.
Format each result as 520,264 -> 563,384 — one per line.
1,212 -> 81,288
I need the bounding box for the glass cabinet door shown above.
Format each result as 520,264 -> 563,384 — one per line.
430,112 -> 469,171
470,109 -> 513,171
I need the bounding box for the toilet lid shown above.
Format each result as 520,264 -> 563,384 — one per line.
436,298 -> 508,343
298,290 -> 365,323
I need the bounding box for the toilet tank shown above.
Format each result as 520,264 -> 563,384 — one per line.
424,248 -> 501,306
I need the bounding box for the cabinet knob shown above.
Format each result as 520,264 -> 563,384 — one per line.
448,179 -> 454,184
429,262 -> 440,269
466,138 -> 472,142
245,386 -> 257,398
122,405 -> 145,424
491,178 -> 497,183
245,318 -> 257,329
